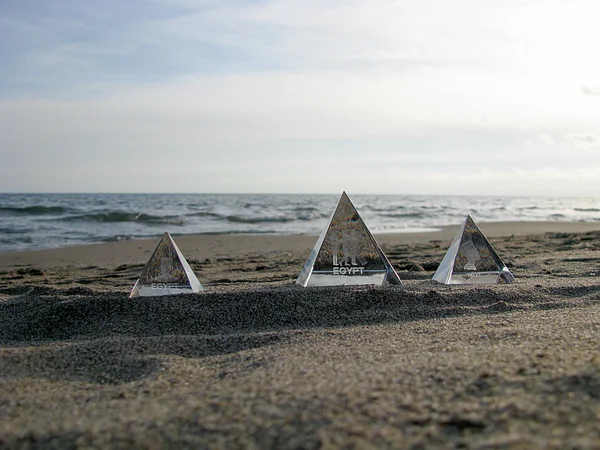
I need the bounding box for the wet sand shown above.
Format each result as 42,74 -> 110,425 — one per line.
1,221 -> 600,448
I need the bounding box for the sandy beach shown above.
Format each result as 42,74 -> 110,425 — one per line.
1,221 -> 600,448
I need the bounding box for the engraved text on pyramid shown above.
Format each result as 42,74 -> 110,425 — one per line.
331,232 -> 367,275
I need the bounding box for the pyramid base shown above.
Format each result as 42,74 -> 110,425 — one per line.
301,271 -> 398,287
445,270 -> 515,285
130,283 -> 201,298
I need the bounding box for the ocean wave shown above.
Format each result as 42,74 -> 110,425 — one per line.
2,193 -> 600,253
226,215 -> 295,224
187,208 -> 324,223
0,205 -> 72,215
363,205 -> 406,212
201,229 -> 286,235
101,235 -> 137,242
296,213 -> 323,221
185,211 -> 225,218
291,206 -> 320,212
379,212 -> 426,219
62,212 -> 187,225
0,227 -> 32,234
0,235 -> 33,244
574,208 -> 600,212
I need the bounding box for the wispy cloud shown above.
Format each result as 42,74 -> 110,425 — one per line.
582,85 -> 600,96
566,133 -> 600,148
0,0 -> 536,94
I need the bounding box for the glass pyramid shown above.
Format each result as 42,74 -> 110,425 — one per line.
432,215 -> 515,285
296,192 -> 402,287
129,232 -> 204,297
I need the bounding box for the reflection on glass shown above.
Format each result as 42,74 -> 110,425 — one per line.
433,215 -> 515,285
297,192 -> 402,287
130,232 -> 203,297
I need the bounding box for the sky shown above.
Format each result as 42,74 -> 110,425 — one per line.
1,0 -> 599,196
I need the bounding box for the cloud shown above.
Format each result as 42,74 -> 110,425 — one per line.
345,165 -> 600,197
582,85 -> 600,96
566,133 -> 600,148
2,0 -> 600,195
2,80 -> 599,195
538,134 -> 555,145
0,0 -> 537,95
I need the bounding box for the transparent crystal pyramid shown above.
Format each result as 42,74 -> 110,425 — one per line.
432,215 -> 515,285
297,192 -> 402,287
129,232 -> 204,297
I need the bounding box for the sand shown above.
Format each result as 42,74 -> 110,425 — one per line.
1,221 -> 600,448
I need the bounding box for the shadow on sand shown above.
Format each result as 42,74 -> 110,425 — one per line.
1,283 -> 598,385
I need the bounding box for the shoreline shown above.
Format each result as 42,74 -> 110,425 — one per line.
2,220 -> 600,271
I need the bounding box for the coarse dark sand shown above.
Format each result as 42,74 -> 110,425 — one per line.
1,222 -> 600,449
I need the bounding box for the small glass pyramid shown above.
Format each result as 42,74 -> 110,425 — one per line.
432,215 -> 515,285
129,232 -> 204,297
297,192 -> 402,287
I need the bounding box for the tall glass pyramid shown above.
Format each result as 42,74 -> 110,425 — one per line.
432,215 -> 515,285
129,232 -> 204,297
296,192 -> 402,287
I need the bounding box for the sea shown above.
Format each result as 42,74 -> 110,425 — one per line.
0,193 -> 599,253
